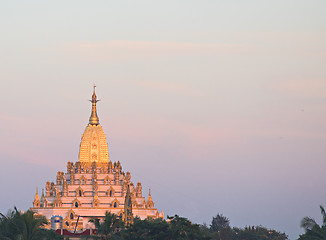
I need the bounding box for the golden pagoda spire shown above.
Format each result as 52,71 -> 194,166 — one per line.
89,84 -> 100,125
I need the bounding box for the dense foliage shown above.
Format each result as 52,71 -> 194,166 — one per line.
0,208 -> 289,240
89,211 -> 124,239
89,212 -> 287,240
0,207 -> 63,240
298,205 -> 326,240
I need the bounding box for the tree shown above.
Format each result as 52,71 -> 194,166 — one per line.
209,213 -> 235,240
0,207 -> 20,239
118,215 -> 211,240
89,211 -> 124,239
0,207 -> 61,240
299,205 -> 326,240
233,226 -> 287,240
168,214 -> 210,240
118,217 -> 169,240
210,213 -> 230,232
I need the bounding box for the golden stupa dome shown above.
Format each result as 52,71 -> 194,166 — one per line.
78,86 -> 109,163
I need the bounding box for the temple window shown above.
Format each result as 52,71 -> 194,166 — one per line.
75,202 -> 79,208
113,202 -> 117,208
110,190 -> 113,197
79,190 -> 82,197
70,213 -> 73,220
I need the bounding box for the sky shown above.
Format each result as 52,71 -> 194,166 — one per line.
0,1 -> 326,239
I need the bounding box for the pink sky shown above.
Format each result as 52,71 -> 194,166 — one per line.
1,1 -> 326,239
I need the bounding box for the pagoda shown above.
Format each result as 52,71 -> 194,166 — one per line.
31,86 -> 164,231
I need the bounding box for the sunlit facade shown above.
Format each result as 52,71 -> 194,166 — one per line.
31,87 -> 163,231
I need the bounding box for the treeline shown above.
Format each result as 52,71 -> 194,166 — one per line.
2,206 -> 325,240
94,213 -> 288,240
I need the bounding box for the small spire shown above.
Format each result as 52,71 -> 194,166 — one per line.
146,188 -> 154,208
34,187 -> 40,201
33,187 -> 40,207
148,188 -> 152,201
89,84 -> 100,125
123,184 -> 133,226
149,188 -> 151,195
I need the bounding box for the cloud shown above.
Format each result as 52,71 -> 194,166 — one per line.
63,40 -> 251,62
272,78 -> 326,99
127,79 -> 203,97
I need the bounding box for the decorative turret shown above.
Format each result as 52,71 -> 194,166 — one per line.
33,188 -> 40,207
136,182 -> 142,197
146,189 -> 154,209
108,161 -> 113,173
63,180 -> 68,196
45,181 -> 51,197
56,171 -> 64,185
123,185 -> 133,227
89,84 -> 99,126
53,190 -> 62,207
67,162 -> 73,172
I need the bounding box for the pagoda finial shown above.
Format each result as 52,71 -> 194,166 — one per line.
89,84 -> 100,125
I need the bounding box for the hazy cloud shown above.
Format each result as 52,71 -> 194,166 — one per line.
126,79 -> 204,97
273,78 -> 326,98
63,40 -> 251,62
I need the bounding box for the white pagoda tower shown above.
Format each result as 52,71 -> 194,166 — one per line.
31,86 -> 164,231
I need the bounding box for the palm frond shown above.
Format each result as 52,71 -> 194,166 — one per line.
301,217 -> 317,230
320,205 -> 326,226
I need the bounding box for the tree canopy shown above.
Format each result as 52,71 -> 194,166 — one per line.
0,207 -> 63,240
299,205 -> 326,240
0,208 -> 290,240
